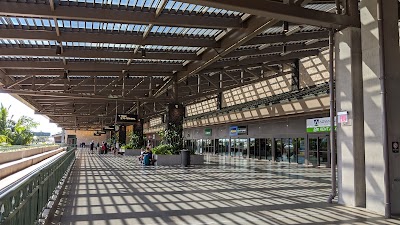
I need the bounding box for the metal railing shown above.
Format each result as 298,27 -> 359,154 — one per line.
0,147 -> 76,225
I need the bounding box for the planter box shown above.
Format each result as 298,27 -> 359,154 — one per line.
153,154 -> 205,166
154,155 -> 181,166
190,155 -> 205,165
125,149 -> 142,156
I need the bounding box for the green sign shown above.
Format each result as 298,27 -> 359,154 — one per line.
205,128 -> 212,136
306,127 -> 335,133
306,117 -> 336,133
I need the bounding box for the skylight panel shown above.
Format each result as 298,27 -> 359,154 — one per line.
165,1 -> 174,10
78,21 -> 85,29
26,18 -> 35,26
35,19 -> 43,27
10,17 -> 19,26
86,22 -> 92,29
42,19 -> 50,27
71,21 -> 78,28
136,0 -> 145,8
93,22 -> 100,30
143,0 -> 154,8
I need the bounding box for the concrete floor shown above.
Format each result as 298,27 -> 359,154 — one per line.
51,149 -> 400,225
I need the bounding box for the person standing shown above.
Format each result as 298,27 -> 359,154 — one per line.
90,141 -> 94,154
115,142 -> 119,155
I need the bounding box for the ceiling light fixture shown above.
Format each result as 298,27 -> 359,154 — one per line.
282,21 -> 289,33
141,47 -> 146,58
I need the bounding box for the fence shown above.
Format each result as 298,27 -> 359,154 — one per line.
0,147 -> 76,225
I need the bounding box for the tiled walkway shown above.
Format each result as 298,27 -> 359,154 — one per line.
51,149 -> 400,225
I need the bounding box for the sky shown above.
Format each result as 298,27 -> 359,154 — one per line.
0,93 -> 62,135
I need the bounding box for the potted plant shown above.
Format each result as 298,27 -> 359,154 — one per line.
152,144 -> 180,166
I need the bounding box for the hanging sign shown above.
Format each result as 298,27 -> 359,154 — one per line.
103,125 -> 115,131
205,128 -> 212,136
337,111 -> 348,124
306,117 -> 336,133
116,114 -> 138,123
230,126 -> 247,136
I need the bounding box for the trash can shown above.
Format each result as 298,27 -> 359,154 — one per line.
181,149 -> 190,167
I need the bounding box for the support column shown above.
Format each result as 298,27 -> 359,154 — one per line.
133,120 -> 144,148
118,125 -> 126,145
166,103 -> 185,150
291,59 -> 300,91
360,0 -> 400,216
173,76 -> 178,102
335,27 -> 365,207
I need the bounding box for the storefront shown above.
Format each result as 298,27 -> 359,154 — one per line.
183,112 -> 334,166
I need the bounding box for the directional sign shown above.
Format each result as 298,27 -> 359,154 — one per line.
116,114 -> 138,123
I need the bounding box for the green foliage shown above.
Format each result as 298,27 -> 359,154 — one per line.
126,131 -> 144,149
8,116 -> 39,145
0,104 -> 39,145
160,123 -> 183,154
152,144 -> 174,155
0,134 -> 7,143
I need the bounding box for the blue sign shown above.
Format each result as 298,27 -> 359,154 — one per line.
230,126 -> 238,136
230,125 -> 247,136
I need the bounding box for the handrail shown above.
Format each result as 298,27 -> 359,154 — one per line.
0,147 -> 67,197
0,147 -> 76,225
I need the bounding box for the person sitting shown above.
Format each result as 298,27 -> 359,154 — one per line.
138,148 -> 145,163
142,148 -> 156,166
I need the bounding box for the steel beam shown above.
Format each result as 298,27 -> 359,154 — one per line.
209,50 -> 320,69
5,70 -> 174,77
226,40 -> 328,58
181,70 -> 292,102
0,61 -> 184,72
176,16 -> 280,83
0,47 -> 200,61
4,75 -> 33,89
179,0 -> 359,28
246,31 -> 329,46
0,29 -> 219,48
0,88 -> 169,102
0,2 -> 243,29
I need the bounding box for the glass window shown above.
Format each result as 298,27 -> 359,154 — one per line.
249,138 -> 255,158
297,138 -> 306,164
282,138 -> 290,162
275,139 -> 282,162
255,138 -> 260,159
215,139 -> 219,155
308,138 -> 318,166
266,138 -> 272,160
230,139 -> 236,157
241,139 -> 248,158
290,138 -> 297,163
224,139 -> 229,156
259,139 -> 266,160
319,137 -> 329,166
